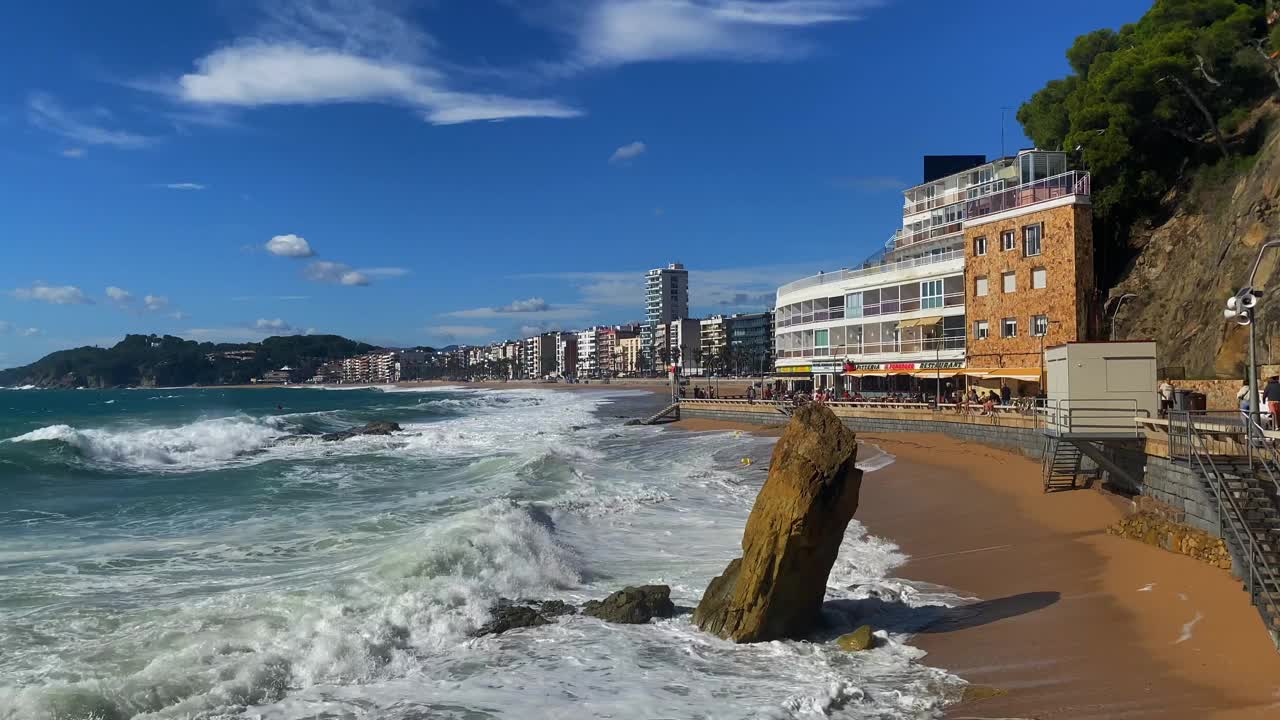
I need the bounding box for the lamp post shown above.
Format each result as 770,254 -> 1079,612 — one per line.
1109,293 -> 1138,341
1224,239 -> 1280,450
1038,319 -> 1062,389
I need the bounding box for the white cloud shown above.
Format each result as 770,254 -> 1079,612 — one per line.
501,297 -> 551,313
12,282 -> 92,305
574,0 -> 874,67
27,93 -> 156,149
163,182 -> 207,191
304,260 -> 370,286
20,327 -> 41,337
424,324 -> 497,342
168,311 -> 189,320
174,39 -> 581,125
61,148 -> 86,159
105,286 -> 134,304
359,266 -> 410,278
266,233 -> 315,257
255,318 -> 292,331
144,295 -> 169,311
443,299 -> 595,321
610,140 -> 647,164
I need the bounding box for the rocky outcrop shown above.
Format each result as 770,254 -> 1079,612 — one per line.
581,585 -> 675,624
693,404 -> 862,643
321,421 -> 402,442
1107,511 -> 1232,570
472,598 -> 577,637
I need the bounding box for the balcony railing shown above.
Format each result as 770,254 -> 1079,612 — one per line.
775,335 -> 966,359
777,248 -> 964,297
894,221 -> 963,248
965,171 -> 1090,218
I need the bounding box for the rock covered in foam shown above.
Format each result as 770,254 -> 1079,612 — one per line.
581,585 -> 675,624
320,421 -> 402,442
472,598 -> 578,637
693,403 -> 862,643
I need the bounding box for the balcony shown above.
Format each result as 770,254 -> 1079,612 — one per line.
894,221 -> 963,249
777,248 -> 964,297
965,171 -> 1090,219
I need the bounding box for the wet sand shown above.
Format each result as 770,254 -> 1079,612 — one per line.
670,418 -> 1280,718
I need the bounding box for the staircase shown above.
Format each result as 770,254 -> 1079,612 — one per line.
1180,421 -> 1280,649
1042,437 -> 1084,493
640,402 -> 681,425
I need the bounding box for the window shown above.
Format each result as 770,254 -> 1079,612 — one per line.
944,275 -> 964,306
975,320 -> 989,340
828,295 -> 845,320
975,276 -> 989,297
862,288 -> 881,317
815,329 -> 829,349
1032,315 -> 1049,336
1032,267 -> 1047,289
974,236 -> 987,256
880,285 -> 900,314
1002,230 -> 1016,251
845,292 -> 863,318
1002,271 -> 1016,293
1002,318 -> 1017,338
1023,224 -> 1042,257
921,279 -> 943,309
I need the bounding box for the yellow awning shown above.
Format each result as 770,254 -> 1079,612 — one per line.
911,369 -> 960,378
897,316 -> 944,330
968,367 -> 1043,381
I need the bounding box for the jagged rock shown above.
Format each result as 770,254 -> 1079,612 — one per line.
321,421 -> 402,442
535,599 -> 576,617
693,404 -> 862,643
582,585 -> 675,624
472,598 -> 578,637
623,419 -> 644,426
836,625 -> 874,651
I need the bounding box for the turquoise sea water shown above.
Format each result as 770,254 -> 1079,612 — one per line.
0,385 -> 959,720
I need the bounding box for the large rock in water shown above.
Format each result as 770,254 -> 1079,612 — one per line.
321,421 -> 402,442
582,585 -> 675,624
693,404 -> 862,642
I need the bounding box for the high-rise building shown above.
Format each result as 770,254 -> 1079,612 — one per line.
728,312 -> 775,375
555,332 -> 578,378
576,328 -> 599,378
642,263 -> 689,371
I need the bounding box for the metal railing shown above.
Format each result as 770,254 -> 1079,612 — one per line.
894,221 -> 964,248
964,171 -> 1091,218
1040,397 -> 1142,437
776,249 -> 964,296
1169,411 -> 1280,642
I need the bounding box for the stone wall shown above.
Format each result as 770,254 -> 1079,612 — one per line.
964,201 -> 1092,368
1107,498 -> 1231,570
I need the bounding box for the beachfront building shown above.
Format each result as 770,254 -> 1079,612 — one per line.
773,150 -> 1094,393
555,332 -> 578,378
728,312 -> 775,375
522,333 -> 557,379
576,328 -> 599,378
654,318 -> 702,374
700,316 -> 731,375
341,354 -> 371,384
642,263 -> 689,372
617,335 -> 642,376
596,325 -> 638,377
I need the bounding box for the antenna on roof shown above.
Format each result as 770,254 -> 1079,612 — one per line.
1000,106 -> 1014,158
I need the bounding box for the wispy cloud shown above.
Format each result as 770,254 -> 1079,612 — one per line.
610,140 -> 647,164
105,286 -> 133,305
61,148 -> 86,159
444,298 -> 594,321
265,233 -> 315,257
570,0 -> 877,67
164,2 -> 582,126
11,282 -> 92,305
359,267 -> 411,279
304,260 -> 370,286
255,317 -> 292,331
162,182 -> 207,191
27,93 -> 157,149
143,295 -> 169,312
424,324 -> 498,343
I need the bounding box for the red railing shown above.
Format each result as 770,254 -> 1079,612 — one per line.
964,171 -> 1090,218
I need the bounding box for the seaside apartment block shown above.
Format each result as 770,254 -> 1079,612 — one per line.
643,263 -> 689,369
772,149 -> 1095,391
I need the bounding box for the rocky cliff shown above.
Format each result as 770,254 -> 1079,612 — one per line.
1109,101 -> 1280,378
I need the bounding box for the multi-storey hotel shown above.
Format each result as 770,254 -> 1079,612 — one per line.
642,263 -> 689,368
773,150 -> 1096,392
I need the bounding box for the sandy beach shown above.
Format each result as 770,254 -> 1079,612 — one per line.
669,418 -> 1280,719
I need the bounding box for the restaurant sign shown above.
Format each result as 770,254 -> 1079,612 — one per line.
776,365 -> 812,374
845,360 -> 965,371
810,362 -> 843,373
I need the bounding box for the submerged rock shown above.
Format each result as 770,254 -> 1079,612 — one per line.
320,420 -> 402,442
472,598 -> 577,637
582,585 -> 675,624
693,404 -> 862,643
836,625 -> 874,651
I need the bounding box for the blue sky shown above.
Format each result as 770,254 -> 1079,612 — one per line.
0,0 -> 1150,367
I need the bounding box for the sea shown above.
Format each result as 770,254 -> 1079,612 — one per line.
0,385 -> 966,720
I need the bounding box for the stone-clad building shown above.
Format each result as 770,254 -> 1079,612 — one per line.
964,191 -> 1095,369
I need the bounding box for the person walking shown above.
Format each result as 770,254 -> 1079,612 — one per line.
1000,383 -> 1011,407
1158,380 -> 1174,417
1265,376 -> 1280,429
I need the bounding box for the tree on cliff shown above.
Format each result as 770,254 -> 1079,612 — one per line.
1017,0 -> 1271,235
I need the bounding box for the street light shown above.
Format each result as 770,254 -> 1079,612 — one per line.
1225,239 -> 1280,441
1109,293 -> 1138,341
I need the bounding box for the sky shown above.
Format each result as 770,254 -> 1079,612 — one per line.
0,0 -> 1152,367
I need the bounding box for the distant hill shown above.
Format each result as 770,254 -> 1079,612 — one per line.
0,334 -> 376,389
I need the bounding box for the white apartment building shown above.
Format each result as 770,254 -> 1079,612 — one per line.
576,328 -> 599,378
642,263 -> 689,368
654,318 -> 702,374
774,150 -> 1089,391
